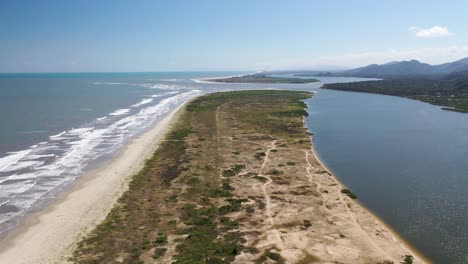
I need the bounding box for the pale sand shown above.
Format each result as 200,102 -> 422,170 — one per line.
0,105 -> 185,264
309,134 -> 431,263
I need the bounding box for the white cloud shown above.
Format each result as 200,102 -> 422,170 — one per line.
409,26 -> 454,38
255,46 -> 468,70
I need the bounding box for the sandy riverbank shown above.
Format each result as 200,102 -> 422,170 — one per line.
0,104 -> 185,264
308,133 -> 431,264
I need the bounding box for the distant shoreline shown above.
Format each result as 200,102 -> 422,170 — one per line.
203,73 -> 319,84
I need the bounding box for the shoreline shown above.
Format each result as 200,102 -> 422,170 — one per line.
0,103 -> 186,264
0,89 -> 432,263
307,130 -> 431,263
191,72 -> 259,83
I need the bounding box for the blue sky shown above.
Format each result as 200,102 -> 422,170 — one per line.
1,0 -> 467,72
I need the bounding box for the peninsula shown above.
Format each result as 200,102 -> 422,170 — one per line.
69,90 -> 424,264
207,73 -> 319,84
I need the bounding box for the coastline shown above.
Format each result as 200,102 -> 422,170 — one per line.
191,72 -> 258,83
0,89 -> 432,263
308,131 -> 431,263
0,103 -> 186,264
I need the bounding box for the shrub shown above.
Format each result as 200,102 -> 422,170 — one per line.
155,234 -> 167,244
402,255 -> 413,264
254,152 -> 266,160
153,247 -> 167,259
341,189 -> 357,199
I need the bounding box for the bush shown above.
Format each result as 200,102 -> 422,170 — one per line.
153,247 -> 167,259
341,189 -> 357,199
155,234 -> 167,244
223,164 -> 245,177
402,255 -> 413,264
254,152 -> 266,160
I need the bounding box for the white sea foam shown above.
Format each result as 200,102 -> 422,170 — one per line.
131,98 -> 153,107
67,127 -> 94,136
23,154 -> 55,160
0,150 -> 32,172
0,161 -> 44,173
97,116 -> 107,121
0,89 -> 203,228
109,109 -> 130,116
49,131 -> 66,140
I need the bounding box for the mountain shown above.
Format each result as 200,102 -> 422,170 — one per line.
434,57 -> 468,74
443,70 -> 468,91
328,57 -> 468,78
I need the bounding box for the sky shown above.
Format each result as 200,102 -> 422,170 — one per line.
1,0 -> 467,72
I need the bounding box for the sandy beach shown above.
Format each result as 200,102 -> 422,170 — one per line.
0,104 -> 185,264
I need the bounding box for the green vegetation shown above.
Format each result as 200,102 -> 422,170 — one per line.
71,90 -> 313,264
341,188 -> 357,199
271,108 -> 309,117
153,247 -> 167,259
222,164 -> 245,177
254,152 -> 266,160
208,73 -> 318,84
402,255 -> 414,264
324,73 -> 468,112
255,249 -> 285,264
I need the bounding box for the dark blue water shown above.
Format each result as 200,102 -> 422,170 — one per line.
306,89 -> 468,264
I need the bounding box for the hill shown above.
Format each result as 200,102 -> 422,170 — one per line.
323,71 -> 468,112
323,57 -> 468,78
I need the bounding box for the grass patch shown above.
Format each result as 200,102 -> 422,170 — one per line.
223,164 -> 245,177
153,247 -> 167,259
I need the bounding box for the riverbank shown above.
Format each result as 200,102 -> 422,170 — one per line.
69,90 -> 427,263
0,104 -> 185,264
308,133 -> 430,264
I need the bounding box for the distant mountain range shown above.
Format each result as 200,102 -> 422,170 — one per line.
319,57 -> 468,78
320,57 -> 468,113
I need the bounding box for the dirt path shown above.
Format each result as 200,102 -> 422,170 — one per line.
257,140 -> 284,246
